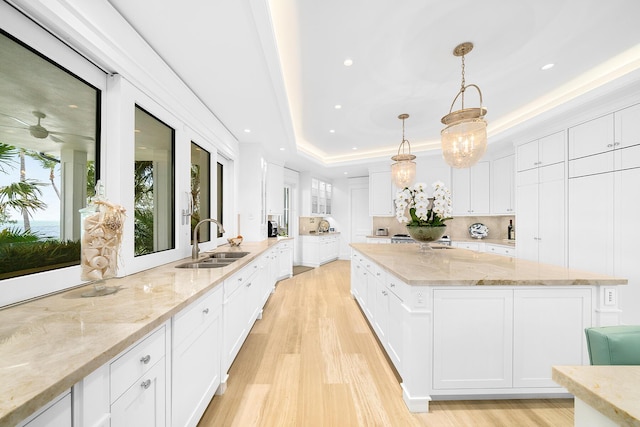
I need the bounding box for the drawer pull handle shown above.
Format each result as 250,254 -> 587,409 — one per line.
390,283 -> 395,287
203,308 -> 209,314
140,355 -> 151,364
246,282 -> 252,287
141,379 -> 151,389
238,277 -> 243,282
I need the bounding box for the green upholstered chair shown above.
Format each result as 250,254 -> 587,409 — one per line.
585,326 -> 640,365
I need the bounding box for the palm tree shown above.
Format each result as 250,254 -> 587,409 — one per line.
0,180 -> 47,224
0,143 -> 18,174
28,152 -> 61,199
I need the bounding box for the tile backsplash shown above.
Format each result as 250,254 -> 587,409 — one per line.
372,215 -> 516,241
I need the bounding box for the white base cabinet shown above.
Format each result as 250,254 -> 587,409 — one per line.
172,286 -> 222,427
18,391 -> 71,427
300,234 -> 339,267
350,248 -> 618,413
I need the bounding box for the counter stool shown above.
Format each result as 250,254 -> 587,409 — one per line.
585,325 -> 640,365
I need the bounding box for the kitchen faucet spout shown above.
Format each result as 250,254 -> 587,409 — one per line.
192,219 -> 225,259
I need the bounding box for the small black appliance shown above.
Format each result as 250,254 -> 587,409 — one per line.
267,220 -> 278,237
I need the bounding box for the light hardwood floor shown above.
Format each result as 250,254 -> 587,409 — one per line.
198,260 -> 574,426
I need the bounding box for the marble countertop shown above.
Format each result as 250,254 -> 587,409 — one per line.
553,365 -> 640,426
0,239 -> 285,426
350,243 -> 627,286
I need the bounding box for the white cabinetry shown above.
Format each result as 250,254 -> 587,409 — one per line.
516,131 -> 565,172
110,326 -> 167,427
266,163 -> 284,215
17,391 -> 71,427
223,261 -> 261,374
568,103 -> 640,324
350,247 -> 604,412
433,289 -> 513,390
300,234 -> 339,267
172,286 -> 222,427
277,240 -> 293,280
513,289 -> 591,387
452,241 -> 483,251
516,151 -> 566,266
366,237 -> 391,244
451,161 -> 490,215
485,243 -> 515,257
491,154 -> 515,214
369,171 -> 395,216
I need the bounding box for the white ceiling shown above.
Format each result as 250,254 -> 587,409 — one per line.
106,0 -> 640,178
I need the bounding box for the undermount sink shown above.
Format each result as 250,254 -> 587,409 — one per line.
175,258 -> 237,269
175,251 -> 249,268
207,251 -> 250,259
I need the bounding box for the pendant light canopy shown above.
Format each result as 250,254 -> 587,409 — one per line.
441,42 -> 488,169
391,113 -> 416,188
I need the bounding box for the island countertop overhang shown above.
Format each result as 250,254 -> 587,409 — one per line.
350,243 -> 627,286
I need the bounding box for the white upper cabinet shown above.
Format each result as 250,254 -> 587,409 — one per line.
452,161 -> 490,216
266,162 -> 284,215
491,154 -> 515,214
568,114 -> 615,160
517,131 -> 565,172
369,171 -> 395,216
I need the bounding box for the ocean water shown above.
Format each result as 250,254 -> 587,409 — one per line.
5,220 -> 60,239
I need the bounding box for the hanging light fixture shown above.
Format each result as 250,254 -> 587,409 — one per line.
391,113 -> 416,188
441,42 -> 488,169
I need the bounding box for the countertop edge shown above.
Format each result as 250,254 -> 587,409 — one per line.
552,366 -> 640,427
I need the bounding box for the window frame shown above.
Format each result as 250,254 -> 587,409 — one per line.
0,2 -> 107,307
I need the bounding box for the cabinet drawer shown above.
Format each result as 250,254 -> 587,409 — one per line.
278,240 -> 293,250
454,242 -> 482,251
224,262 -> 259,299
110,326 -> 166,402
386,274 -> 407,302
173,285 -> 222,348
485,244 -> 515,257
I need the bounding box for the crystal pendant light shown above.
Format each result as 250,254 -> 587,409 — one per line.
391,113 -> 416,188
441,42 -> 488,169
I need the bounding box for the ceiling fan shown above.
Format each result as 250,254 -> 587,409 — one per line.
0,110 -> 95,143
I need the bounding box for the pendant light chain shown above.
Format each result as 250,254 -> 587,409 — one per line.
460,53 -> 466,109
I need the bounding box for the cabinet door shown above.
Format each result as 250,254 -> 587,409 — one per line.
614,167 -> 640,325
568,114 -> 614,160
538,131 -> 566,167
111,360 -> 166,427
369,171 -> 394,216
470,161 -> 490,214
513,289 -> 591,388
223,284 -> 249,372
172,313 -> 220,427
537,163 -> 565,267
568,172 -> 614,275
433,289 -> 513,389
373,273 -> 388,343
20,391 -> 71,427
491,154 -> 515,214
386,289 -> 403,374
451,168 -> 471,215
266,163 -> 284,215
517,139 -> 539,172
614,103 -> 640,150
278,245 -> 293,279
516,171 -> 539,262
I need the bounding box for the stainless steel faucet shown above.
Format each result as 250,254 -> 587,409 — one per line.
192,219 -> 226,259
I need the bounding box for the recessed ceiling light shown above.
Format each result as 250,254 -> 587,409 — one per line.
541,63 -> 555,71
329,129 -> 335,133
352,147 -> 357,150
68,104 -> 78,109
244,129 -> 251,133
343,58 -> 353,67
334,104 -> 342,110
279,147 -> 285,151
344,171 -> 348,175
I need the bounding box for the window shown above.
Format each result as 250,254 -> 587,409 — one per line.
134,106 -> 174,256
217,161 -> 223,238
191,142 -> 210,242
0,30 -> 100,280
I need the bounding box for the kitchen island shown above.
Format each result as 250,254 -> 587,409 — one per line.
350,243 -> 626,413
